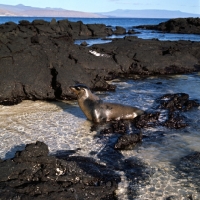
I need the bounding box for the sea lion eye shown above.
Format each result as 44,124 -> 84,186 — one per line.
76,86 -> 81,90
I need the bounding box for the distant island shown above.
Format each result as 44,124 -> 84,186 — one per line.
0,4 -> 200,18
99,9 -> 200,18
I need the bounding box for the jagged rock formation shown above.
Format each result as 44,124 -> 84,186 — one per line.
0,19 -> 200,105
135,17 -> 200,34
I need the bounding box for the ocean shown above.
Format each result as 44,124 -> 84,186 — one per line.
0,16 -> 200,199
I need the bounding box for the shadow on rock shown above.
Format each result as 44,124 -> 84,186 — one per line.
94,139 -> 155,199
90,121 -> 155,199
4,143 -> 26,160
0,141 -> 120,200
0,140 -> 153,200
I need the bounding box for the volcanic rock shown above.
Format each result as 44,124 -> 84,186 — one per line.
86,23 -> 113,37
158,93 -> 200,112
133,112 -> 160,129
135,17 -> 200,34
0,140 -> 157,199
90,36 -> 200,77
163,112 -> 188,129
95,120 -> 130,135
0,20 -> 119,105
113,26 -> 126,35
127,29 -> 138,34
157,93 -> 199,129
0,141 -> 120,199
0,19 -> 200,105
114,131 -> 142,150
80,41 -> 88,46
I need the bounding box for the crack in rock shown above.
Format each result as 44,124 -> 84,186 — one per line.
50,68 -> 62,99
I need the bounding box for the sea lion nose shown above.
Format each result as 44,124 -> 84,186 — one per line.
69,86 -> 76,92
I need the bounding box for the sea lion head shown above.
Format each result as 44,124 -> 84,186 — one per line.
69,84 -> 90,99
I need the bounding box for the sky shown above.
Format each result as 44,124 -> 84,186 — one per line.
1,0 -> 200,14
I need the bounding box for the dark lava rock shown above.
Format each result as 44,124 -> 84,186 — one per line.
157,93 -> 199,129
92,120 -> 143,150
87,23 -> 113,37
114,131 -> 142,150
127,29 -> 139,34
80,41 -> 88,46
155,17 -> 200,34
91,36 -> 200,77
158,93 -> 199,112
175,151 -> 200,193
0,19 -> 200,105
92,81 -> 117,92
93,119 -> 142,151
108,120 -> 128,134
97,120 -> 129,135
113,26 -> 126,35
95,113 -> 159,150
0,140 -> 156,200
133,112 -> 160,129
0,21 -> 118,105
135,17 -> 200,34
163,112 -> 188,129
0,141 -> 120,200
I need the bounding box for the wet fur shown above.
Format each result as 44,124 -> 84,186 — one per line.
70,84 -> 144,123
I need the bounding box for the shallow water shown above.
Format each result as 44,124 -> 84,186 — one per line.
75,30 -> 200,46
0,73 -> 200,199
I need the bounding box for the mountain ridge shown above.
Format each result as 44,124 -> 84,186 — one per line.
0,4 -> 199,18
0,4 -> 105,18
99,9 -> 200,18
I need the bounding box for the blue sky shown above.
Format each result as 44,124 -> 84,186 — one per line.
1,0 -> 200,14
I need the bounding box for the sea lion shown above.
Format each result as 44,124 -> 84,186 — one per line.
70,84 -> 144,123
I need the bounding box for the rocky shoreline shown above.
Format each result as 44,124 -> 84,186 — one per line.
1,141 -> 199,199
0,141 -> 121,199
135,17 -> 200,34
0,18 -> 200,105
0,90 -> 199,199
0,17 -> 200,198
